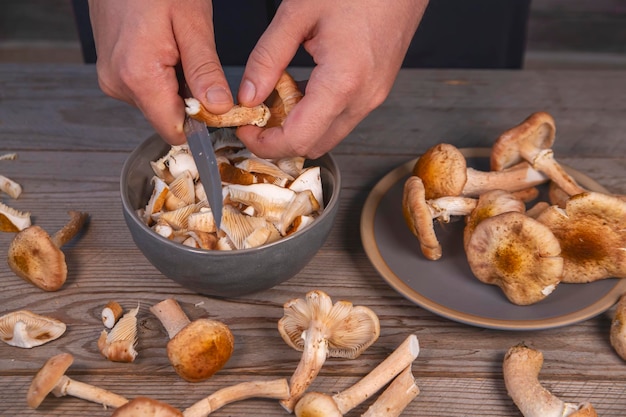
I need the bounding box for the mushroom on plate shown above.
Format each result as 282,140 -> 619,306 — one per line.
111,397 -> 182,417
7,210 -> 89,291
278,290 -> 380,412
0,310 -> 66,348
503,344 -> 597,417
535,191 -> 626,283
27,352 -> 128,409
150,298 -> 234,383
294,334 -> 420,417
465,211 -> 563,305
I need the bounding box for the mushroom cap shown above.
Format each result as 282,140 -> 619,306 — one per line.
166,318 -> 234,382
27,352 -> 74,408
536,191 -> 626,283
402,176 -> 442,261
490,111 -> 556,171
111,397 -> 183,417
7,225 -> 67,291
0,310 -> 66,348
412,143 -> 468,199
466,211 -> 563,305
278,290 -> 380,359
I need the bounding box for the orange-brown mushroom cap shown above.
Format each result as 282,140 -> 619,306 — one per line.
27,352 -> 74,409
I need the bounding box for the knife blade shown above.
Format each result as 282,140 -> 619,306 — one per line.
183,116 -> 223,230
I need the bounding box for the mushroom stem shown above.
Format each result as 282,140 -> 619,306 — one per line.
51,210 -> 89,247
183,378 -> 290,417
503,344 -> 597,417
525,148 -> 585,196
0,174 -> 22,199
150,298 -> 192,338
461,162 -> 548,197
360,365 -> 419,417
51,375 -> 129,408
186,99 -> 270,128
333,334 -> 420,415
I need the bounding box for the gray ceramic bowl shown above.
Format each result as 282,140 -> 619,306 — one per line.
120,134 -> 341,297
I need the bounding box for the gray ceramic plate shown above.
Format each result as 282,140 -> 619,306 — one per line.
361,148 -> 626,330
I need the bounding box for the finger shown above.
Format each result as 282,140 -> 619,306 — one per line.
172,3 -> 234,114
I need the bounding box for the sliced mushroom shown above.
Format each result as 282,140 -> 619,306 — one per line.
7,210 -> 89,291
503,344 -> 597,417
98,305 -> 139,363
111,397 -> 183,417
0,201 -> 31,232
610,294 -> 626,361
535,191 -> 626,283
183,378 -> 290,417
27,352 -> 128,409
465,211 -> 563,305
0,310 -> 66,348
278,290 -> 380,412
186,98 -> 271,128
413,143 -> 547,199
294,334 -> 420,417
0,174 -> 22,199
150,298 -> 234,383
102,301 -> 124,329
490,111 -> 585,196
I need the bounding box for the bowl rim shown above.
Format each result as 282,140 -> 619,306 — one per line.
120,133 -> 342,256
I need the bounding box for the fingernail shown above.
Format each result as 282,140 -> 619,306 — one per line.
205,86 -> 231,105
238,79 -> 256,104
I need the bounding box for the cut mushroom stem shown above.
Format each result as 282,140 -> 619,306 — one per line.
185,99 -> 270,128
503,344 -> 597,417
183,378 -> 290,417
0,201 -> 31,232
27,352 -> 128,409
150,298 -> 234,382
294,334 -> 420,417
0,174 -> 23,199
361,365 -> 419,417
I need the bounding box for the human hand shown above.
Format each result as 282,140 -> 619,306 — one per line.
236,0 -> 429,159
88,0 -> 234,145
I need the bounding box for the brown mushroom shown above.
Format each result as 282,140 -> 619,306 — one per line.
294,334 -> 420,417
402,175 -> 477,260
111,397 -> 182,417
183,378 -> 290,417
27,352 -> 128,409
413,143 -> 548,200
278,290 -> 380,412
150,298 -> 234,383
490,111 -> 585,196
465,211 -> 563,305
7,210 -> 89,291
503,344 -> 597,417
0,310 -> 66,348
535,191 -> 626,283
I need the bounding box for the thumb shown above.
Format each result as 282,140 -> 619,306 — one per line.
172,3 -> 233,114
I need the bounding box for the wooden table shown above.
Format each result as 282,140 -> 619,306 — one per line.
1,64 -> 625,416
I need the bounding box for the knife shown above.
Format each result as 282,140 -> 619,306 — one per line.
183,116 -> 223,230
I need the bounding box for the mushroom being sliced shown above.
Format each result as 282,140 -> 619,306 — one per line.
535,191 -> 626,283
0,310 -> 66,348
490,111 -> 585,196
0,201 -> 31,232
186,98 -> 271,128
150,298 -> 234,383
466,211 -> 563,305
7,210 -> 89,291
111,397 -> 183,417
503,344 -> 597,417
278,290 -> 380,412
27,353 -> 128,409
294,334 -> 420,417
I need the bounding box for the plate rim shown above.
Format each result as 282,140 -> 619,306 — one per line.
360,147 -> 626,330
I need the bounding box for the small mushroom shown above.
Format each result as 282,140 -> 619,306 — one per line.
278,290 -> 380,412
294,334 -> 420,417
535,191 -> 626,283
503,344 -> 597,417
111,397 -> 182,417
27,352 -> 129,409
413,143 -> 548,199
490,111 -> 585,196
465,211 -> 563,305
0,310 -> 66,348
98,305 -> 139,363
186,99 -> 271,128
610,293 -> 626,361
183,378 -> 290,417
0,201 -> 31,232
7,210 -> 89,291
102,301 -> 124,329
150,298 -> 234,383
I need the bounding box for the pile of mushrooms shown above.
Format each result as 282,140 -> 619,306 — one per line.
403,111 -> 626,305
